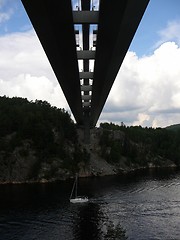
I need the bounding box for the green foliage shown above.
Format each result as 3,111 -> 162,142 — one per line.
0,96 -> 83,181
0,96 -> 76,142
166,124 -> 180,131
100,122 -> 126,131
99,122 -> 180,167
109,142 -> 122,163
0,96 -> 76,141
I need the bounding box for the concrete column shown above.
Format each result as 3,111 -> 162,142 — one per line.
83,110 -> 90,144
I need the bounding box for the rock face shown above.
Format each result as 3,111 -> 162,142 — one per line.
0,96 -> 179,184
77,128 -> 177,178
0,127 -> 178,184
77,128 -> 117,177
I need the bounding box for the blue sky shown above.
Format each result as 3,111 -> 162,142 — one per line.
0,0 -> 29,34
130,0 -> 180,56
0,0 -> 178,55
0,0 -> 180,127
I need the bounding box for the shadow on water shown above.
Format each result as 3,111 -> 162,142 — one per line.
0,180 -> 128,240
71,202 -> 102,239
71,201 -> 128,240
0,168 -> 180,239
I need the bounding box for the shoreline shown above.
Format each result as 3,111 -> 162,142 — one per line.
0,165 -> 178,185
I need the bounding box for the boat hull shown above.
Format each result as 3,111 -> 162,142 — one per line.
70,197 -> 88,203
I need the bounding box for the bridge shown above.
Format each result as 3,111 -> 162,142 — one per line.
21,0 -> 149,142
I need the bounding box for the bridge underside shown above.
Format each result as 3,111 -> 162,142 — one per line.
21,0 -> 149,131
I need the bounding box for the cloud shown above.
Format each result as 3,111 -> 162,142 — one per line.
101,41 -> 180,127
1,30 -> 180,128
0,30 -> 68,110
156,20 -> 180,47
0,0 -> 13,24
0,10 -> 11,23
1,11 -> 180,128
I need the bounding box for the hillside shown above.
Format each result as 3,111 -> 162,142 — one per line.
91,123 -> 180,174
0,96 -> 179,184
166,124 -> 180,131
0,96 -> 89,183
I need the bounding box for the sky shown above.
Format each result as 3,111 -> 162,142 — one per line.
0,0 -> 180,128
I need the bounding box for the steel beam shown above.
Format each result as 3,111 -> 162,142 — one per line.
83,102 -> 91,107
82,95 -> 91,101
21,0 -> 83,125
77,50 -> 96,59
73,11 -> 99,24
90,0 -> 149,127
81,85 -> 92,91
21,0 -> 149,132
79,72 -> 93,79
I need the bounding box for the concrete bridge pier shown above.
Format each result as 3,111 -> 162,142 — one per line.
83,109 -> 90,144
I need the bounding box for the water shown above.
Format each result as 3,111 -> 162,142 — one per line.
0,168 -> 180,240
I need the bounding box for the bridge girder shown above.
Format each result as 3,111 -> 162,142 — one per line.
21,0 -> 149,129
90,0 -> 150,126
21,0 -> 83,125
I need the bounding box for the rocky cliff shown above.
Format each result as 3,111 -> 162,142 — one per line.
77,128 -> 177,178
0,97 -> 179,184
0,126 -> 178,184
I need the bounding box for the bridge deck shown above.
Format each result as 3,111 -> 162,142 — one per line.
21,0 -> 149,131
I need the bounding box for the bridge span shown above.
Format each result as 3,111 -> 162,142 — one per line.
21,0 -> 149,142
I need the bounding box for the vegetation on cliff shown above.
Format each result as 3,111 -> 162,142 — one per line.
99,122 -> 180,169
0,96 -> 179,183
0,96 -> 89,183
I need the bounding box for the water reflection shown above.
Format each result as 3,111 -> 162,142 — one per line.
72,203 -> 102,239
0,168 -> 180,240
71,201 -> 128,240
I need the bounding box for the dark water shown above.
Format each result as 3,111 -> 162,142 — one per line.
0,168 -> 180,240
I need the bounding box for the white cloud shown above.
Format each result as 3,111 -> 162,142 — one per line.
156,20 -> 180,47
1,15 -> 180,128
0,11 -> 10,23
0,30 -> 68,110
0,0 -> 13,24
101,41 -> 180,127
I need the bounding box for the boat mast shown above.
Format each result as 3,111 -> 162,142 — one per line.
69,173 -> 78,200
75,173 -> 78,198
70,176 -> 76,200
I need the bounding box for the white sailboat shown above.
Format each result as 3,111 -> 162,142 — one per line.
69,174 -> 88,203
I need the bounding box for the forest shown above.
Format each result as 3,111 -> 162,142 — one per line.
0,96 -> 88,182
0,96 -> 179,183
99,122 -> 180,167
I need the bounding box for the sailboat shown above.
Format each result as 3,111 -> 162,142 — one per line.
69,174 -> 88,203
